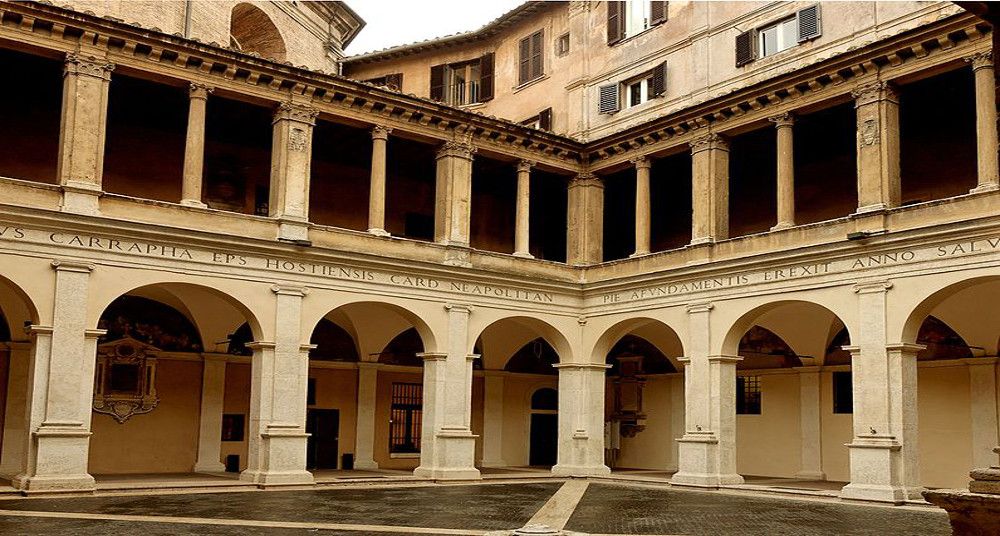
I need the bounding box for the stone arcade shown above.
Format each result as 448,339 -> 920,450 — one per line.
0,0 -> 997,509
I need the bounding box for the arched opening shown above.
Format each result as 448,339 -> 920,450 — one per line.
88,284 -> 257,478
724,300 -> 853,488
505,338 -> 558,375
593,318 -> 683,473
900,277 -> 1000,490
0,276 -> 39,479
529,387 -> 558,466
230,3 -> 287,62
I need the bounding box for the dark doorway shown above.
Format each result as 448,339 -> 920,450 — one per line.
306,408 -> 340,470
529,413 -> 558,466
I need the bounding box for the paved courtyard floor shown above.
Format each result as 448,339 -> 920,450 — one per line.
0,480 -> 952,535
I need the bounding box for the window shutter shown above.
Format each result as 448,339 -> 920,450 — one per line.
385,73 -> 403,91
539,108 -> 552,131
430,64 -> 445,101
598,83 -> 620,114
607,1 -> 624,45
735,30 -> 754,67
650,1 -> 668,26
519,36 -> 531,85
797,4 -> 821,42
650,61 -> 667,97
480,53 -> 495,102
530,30 -> 544,80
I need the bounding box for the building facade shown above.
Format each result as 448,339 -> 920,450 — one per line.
0,0 -> 996,506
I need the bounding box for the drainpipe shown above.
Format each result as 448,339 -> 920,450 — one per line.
183,0 -> 192,38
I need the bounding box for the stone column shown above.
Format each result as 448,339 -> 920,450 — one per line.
689,133 -> 729,245
966,50 -> 1000,193
840,281 -> 923,503
367,125 -> 392,237
353,362 -> 379,470
12,261 -> 104,493
270,102 -> 319,242
57,53 -> 114,216
180,83 -> 212,208
0,342 -> 32,477
566,173 -> 604,265
671,303 -> 743,487
241,285 -> 314,486
969,360 -> 999,469
193,353 -> 227,473
796,368 -> 825,480
513,160 -> 534,258
552,363 -> 611,477
852,81 -> 901,214
770,113 -> 796,230
480,372 -> 506,467
414,304 -> 480,479
631,156 -> 652,257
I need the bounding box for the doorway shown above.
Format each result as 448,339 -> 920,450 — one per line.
529,413 -> 558,466
306,408 -> 340,469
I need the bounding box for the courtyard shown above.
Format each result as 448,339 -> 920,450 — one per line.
0,480 -> 952,535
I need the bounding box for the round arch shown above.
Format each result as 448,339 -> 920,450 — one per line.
306,300 -> 438,361
230,3 -> 287,61
721,300 -> 853,365
469,315 -> 573,370
0,273 -> 40,337
589,317 -> 684,369
899,275 -> 1000,349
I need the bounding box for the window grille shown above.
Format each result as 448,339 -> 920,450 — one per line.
736,375 -> 762,414
390,382 -> 422,453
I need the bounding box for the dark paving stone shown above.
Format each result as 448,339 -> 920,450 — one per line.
0,482 -> 561,531
0,516 -> 376,535
564,483 -> 952,536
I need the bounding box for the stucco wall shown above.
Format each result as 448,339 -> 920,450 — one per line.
309,367 -> 359,467
736,372 -> 801,478
614,375 -> 675,470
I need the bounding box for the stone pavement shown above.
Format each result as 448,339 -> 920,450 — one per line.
0,480 -> 952,535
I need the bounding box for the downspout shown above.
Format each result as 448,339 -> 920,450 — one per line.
183,0 -> 192,38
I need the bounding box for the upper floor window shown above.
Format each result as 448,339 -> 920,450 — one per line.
519,29 -> 544,85
736,5 -> 822,67
556,33 -> 570,57
598,61 -> 666,115
363,72 -> 402,91
607,1 -> 668,45
430,54 -> 494,106
520,108 -> 553,131
736,375 -> 762,415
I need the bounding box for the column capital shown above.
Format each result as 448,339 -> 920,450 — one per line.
965,49 -> 994,71
630,155 -> 652,170
768,112 -> 795,127
569,172 -> 604,188
371,124 -> 392,140
64,52 -> 115,80
445,303 -> 473,314
689,132 -> 728,153
416,351 -> 447,362
271,284 -> 309,297
686,302 -> 714,314
853,280 -> 893,294
189,82 -> 214,99
273,102 -> 319,125
709,354 -> 743,364
50,260 -> 94,273
516,159 -> 536,173
885,343 -> 926,357
552,362 -> 611,371
851,80 -> 898,106
436,140 -> 476,161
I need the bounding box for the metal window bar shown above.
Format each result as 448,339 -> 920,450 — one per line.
390,382 -> 422,453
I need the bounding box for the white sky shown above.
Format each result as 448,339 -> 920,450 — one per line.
344,0 -> 526,56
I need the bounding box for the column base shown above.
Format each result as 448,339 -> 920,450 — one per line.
180,198 -> 208,208
414,429 -> 480,480
840,482 -> 925,503
241,424 -> 313,486
60,181 -> 102,216
794,470 -> 827,481
970,183 -> 1000,194
841,436 -> 922,504
671,432 -> 744,487
628,250 -> 650,258
770,221 -> 795,231
353,459 -> 379,471
239,469 -> 315,487
13,423 -> 96,493
412,466 -> 481,480
853,203 -> 888,216
277,219 -> 310,243
551,463 -> 610,477
512,251 -> 534,259
12,473 -> 96,494
193,460 -> 226,473
368,228 -> 391,237
689,236 -> 715,246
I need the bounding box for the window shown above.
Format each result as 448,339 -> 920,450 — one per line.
556,33 -> 570,57
736,375 -> 761,415
221,414 -> 245,442
390,382 -> 422,454
519,29 -> 544,85
832,371 -> 853,414
363,73 -> 403,91
520,108 -> 552,131
598,61 -> 666,114
735,5 -> 822,67
430,54 -> 494,105
607,2 -> 668,45
625,75 -> 654,109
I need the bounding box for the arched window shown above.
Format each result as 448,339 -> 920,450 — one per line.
230,3 -> 287,62
98,295 -> 202,352
531,387 -> 558,411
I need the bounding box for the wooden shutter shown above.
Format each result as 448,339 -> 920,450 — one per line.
598,83 -> 620,114
735,30 -> 754,67
480,53 -> 495,101
530,30 -> 544,80
430,64 -> 445,101
385,73 -> 403,91
649,61 -> 667,97
518,36 -> 531,85
607,1 -> 624,45
538,108 -> 552,131
650,1 -> 668,26
797,5 -> 821,42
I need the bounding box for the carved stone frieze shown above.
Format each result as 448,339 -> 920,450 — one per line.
274,102 -> 319,125
859,118 -> 880,147
288,127 -> 309,152
689,133 -> 728,153
64,52 -> 115,80
851,80 -> 898,106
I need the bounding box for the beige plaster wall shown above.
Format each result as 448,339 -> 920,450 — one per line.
89,358 -> 202,474
501,376 -> 557,466
221,362 -> 250,471
735,372 -> 801,478
918,364 -> 973,489
309,367 -> 358,465
614,375 -> 675,470
820,370 -> 852,483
